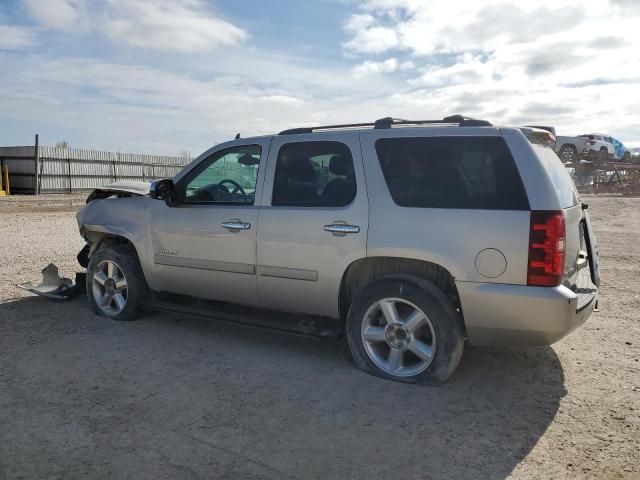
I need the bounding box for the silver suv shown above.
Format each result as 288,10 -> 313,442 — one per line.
76,115 -> 600,385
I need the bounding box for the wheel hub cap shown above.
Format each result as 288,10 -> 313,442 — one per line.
104,278 -> 116,296
385,323 -> 410,349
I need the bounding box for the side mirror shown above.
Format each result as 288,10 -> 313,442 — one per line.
150,178 -> 178,206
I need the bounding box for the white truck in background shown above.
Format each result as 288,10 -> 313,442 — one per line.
555,134 -> 615,163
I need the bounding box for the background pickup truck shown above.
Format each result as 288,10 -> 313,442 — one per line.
556,134 -> 616,163
555,135 -> 589,162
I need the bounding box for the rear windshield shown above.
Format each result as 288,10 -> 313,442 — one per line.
533,144 -> 580,208
375,136 -> 529,210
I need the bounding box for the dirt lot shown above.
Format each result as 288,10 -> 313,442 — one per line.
0,195 -> 638,479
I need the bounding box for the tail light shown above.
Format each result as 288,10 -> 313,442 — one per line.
527,211 -> 566,287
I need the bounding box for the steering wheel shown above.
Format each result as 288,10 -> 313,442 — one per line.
218,179 -> 247,200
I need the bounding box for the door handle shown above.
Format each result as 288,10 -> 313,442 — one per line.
222,221 -> 251,230
324,224 -> 360,234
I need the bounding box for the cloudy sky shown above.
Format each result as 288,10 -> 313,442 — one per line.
1,0 -> 639,154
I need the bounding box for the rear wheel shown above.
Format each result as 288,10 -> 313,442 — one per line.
87,244 -> 148,321
599,148 -> 608,162
559,144 -> 576,162
346,276 -> 464,385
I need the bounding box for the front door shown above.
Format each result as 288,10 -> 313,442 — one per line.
149,141 -> 270,306
256,133 -> 368,318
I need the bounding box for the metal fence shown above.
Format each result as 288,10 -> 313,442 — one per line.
0,146 -> 190,194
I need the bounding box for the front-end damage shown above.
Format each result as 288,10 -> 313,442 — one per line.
85,180 -> 151,203
17,181 -> 151,300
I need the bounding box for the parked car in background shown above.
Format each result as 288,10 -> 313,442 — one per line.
555,135 -> 589,162
579,134 -> 615,161
75,115 -> 600,385
611,137 -> 633,162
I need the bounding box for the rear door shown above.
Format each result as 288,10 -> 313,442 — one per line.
256,133 -> 368,318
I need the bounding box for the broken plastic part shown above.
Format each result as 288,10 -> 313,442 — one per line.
17,263 -> 86,300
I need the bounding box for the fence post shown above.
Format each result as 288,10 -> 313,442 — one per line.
3,163 -> 9,195
34,134 -> 41,195
112,152 -> 118,182
67,156 -> 72,193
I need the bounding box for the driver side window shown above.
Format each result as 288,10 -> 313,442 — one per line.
184,145 -> 261,205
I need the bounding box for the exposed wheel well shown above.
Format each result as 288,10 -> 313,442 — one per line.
339,257 -> 464,326
81,232 -> 140,267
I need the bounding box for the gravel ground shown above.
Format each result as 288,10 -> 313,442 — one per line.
0,195 -> 638,479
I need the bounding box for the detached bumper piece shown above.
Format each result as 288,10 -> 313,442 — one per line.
17,263 -> 86,300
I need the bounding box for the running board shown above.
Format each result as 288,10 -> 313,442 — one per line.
147,293 -> 343,341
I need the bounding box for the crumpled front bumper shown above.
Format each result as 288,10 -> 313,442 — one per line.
17,263 -> 86,300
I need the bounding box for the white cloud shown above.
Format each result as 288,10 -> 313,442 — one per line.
22,0 -> 86,31
101,0 -> 247,51
352,58 -> 414,78
352,58 -> 397,77
342,0 -> 640,143
343,14 -> 399,54
0,26 -> 38,49
21,0 -> 247,51
258,95 -> 305,105
2,0 -> 640,151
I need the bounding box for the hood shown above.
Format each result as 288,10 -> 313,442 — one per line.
86,180 -> 151,202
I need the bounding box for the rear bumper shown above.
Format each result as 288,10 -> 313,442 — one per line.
457,281 -> 597,346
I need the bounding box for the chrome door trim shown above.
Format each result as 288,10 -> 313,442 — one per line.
257,265 -> 318,281
154,254 -> 256,275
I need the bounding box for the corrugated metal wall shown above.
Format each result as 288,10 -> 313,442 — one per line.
0,146 -> 190,194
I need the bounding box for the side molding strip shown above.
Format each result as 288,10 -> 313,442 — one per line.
257,265 -> 318,281
154,254 -> 256,275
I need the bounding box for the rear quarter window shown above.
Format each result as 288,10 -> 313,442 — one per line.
532,144 -> 579,208
375,136 -> 529,210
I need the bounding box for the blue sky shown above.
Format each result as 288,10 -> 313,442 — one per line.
1,0 -> 639,155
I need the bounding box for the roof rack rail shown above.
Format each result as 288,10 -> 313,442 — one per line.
277,115 -> 491,135
278,122 -> 376,135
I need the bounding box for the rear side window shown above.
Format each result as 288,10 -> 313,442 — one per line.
375,136 -> 529,210
272,141 -> 356,207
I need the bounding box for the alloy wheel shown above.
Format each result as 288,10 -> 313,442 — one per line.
360,297 -> 436,377
91,260 -> 128,316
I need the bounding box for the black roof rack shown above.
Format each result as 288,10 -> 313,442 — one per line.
278,115 -> 491,135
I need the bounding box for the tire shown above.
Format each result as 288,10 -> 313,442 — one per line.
559,144 -> 576,162
599,148 -> 608,162
346,275 -> 464,386
86,243 -> 148,321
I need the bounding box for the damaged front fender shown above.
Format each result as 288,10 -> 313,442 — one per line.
85,180 -> 151,203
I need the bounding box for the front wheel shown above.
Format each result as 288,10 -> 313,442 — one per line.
346,276 -> 464,385
86,244 -> 148,321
